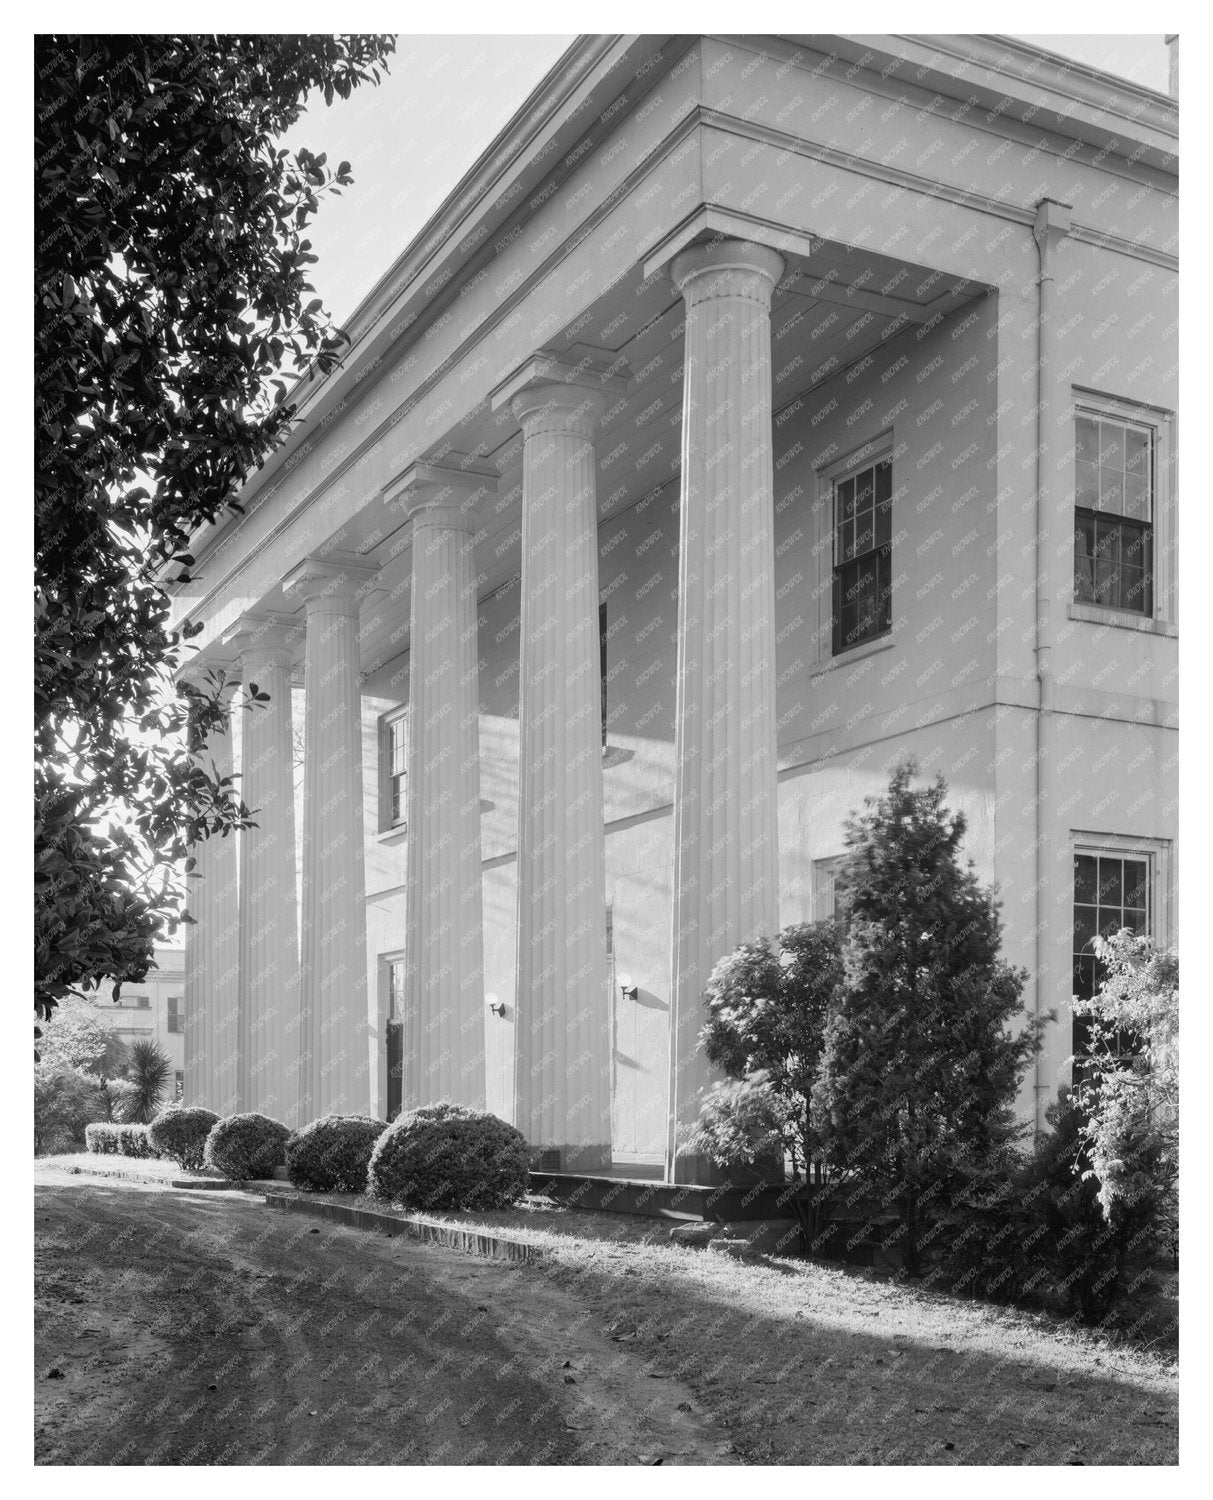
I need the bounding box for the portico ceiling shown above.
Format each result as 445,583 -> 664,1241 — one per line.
246,232 -> 987,679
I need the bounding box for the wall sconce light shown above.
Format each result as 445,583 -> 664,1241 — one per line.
486,993 -> 507,1017
618,972 -> 638,1000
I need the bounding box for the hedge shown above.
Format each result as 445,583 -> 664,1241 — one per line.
367,1102 -> 529,1211
148,1106 -> 219,1171
84,1122 -> 122,1156
116,1122 -> 158,1158
285,1114 -> 388,1194
204,1112 -> 290,1181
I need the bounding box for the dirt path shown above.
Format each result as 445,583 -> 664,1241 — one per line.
34,1167 -> 735,1465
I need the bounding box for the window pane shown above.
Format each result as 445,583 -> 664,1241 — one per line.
1074,854 -> 1098,904
1099,468 -> 1124,514
1076,460 -> 1098,508
1074,904 -> 1098,950
1123,860 -> 1148,910
854,517 -> 875,555
839,477 -> 855,521
1097,858 -> 1123,907
1076,415 -> 1099,463
1121,567 -> 1147,613
1073,954 -> 1096,1003
855,472 -> 873,518
1124,426 -> 1150,476
1074,515 -> 1095,601
1122,469 -> 1149,521
1099,420 -> 1125,473
876,497 -> 891,548
875,459 -> 892,503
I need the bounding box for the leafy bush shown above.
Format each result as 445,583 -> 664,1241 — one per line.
1073,932 -> 1178,1248
682,922 -> 846,1243
35,1065 -> 108,1154
204,1112 -> 290,1181
148,1106 -> 219,1171
285,1114 -> 387,1194
942,1091 -> 1167,1323
116,1123 -> 158,1158
85,1122 -> 122,1155
367,1102 -> 529,1210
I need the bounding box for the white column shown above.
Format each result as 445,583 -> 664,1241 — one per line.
284,555 -> 376,1120
183,675 -> 241,1115
492,352 -> 627,1170
387,461 -> 495,1111
229,614 -> 302,1126
664,239 -> 785,1184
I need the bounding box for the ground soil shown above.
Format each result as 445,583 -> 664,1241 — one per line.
34,1165 -> 735,1465
35,1159 -> 1178,1465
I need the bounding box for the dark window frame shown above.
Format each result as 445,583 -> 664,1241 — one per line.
1073,409 -> 1155,617
831,455 -> 893,655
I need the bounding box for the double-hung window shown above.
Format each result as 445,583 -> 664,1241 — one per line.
832,454 -> 893,654
167,996 -> 183,1034
1074,406 -> 1154,615
385,712 -> 407,828
1071,845 -> 1155,1073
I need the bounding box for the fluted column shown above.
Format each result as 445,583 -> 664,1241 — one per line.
183,674 -> 241,1115
284,555 -> 376,1120
229,614 -> 302,1125
493,351 -> 628,1170
387,461 -> 496,1111
665,239 -> 785,1184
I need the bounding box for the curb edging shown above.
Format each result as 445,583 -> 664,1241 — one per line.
262,1191 -> 543,1265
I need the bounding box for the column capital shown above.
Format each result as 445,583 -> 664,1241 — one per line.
222,611 -> 301,671
492,345 -> 629,440
670,237 -> 784,310
384,459 -> 497,531
282,553 -> 379,615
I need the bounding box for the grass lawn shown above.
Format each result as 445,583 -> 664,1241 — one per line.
271,1186 -> 1179,1465
37,1153 -> 223,1182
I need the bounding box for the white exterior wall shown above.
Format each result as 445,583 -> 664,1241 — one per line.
168,35 -> 1177,1155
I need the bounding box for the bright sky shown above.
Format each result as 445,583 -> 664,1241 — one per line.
282,33 -> 1174,327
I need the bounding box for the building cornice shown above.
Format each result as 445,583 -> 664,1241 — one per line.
169,32 -> 1179,613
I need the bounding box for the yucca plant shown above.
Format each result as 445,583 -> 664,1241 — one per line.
121,1039 -> 172,1123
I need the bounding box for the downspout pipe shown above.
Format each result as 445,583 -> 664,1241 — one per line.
1032,198 -> 1071,1136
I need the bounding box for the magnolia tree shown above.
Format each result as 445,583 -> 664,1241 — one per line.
680,923 -> 848,1244
815,764 -> 1044,1277
1072,931 -> 1178,1245
35,35 -> 395,1036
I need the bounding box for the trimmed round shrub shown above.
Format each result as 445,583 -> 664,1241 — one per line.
367,1102 -> 529,1211
148,1106 -> 220,1172
85,1122 -> 122,1155
285,1114 -> 388,1194
204,1112 -> 290,1181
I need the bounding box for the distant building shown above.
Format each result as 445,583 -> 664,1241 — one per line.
172,34 -> 1178,1183
93,947 -> 186,1101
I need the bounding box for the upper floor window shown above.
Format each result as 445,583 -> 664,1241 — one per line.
1074,407 -> 1154,615
118,993 -> 150,1010
382,711 -> 407,829
833,455 -> 893,654
167,996 -> 183,1034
